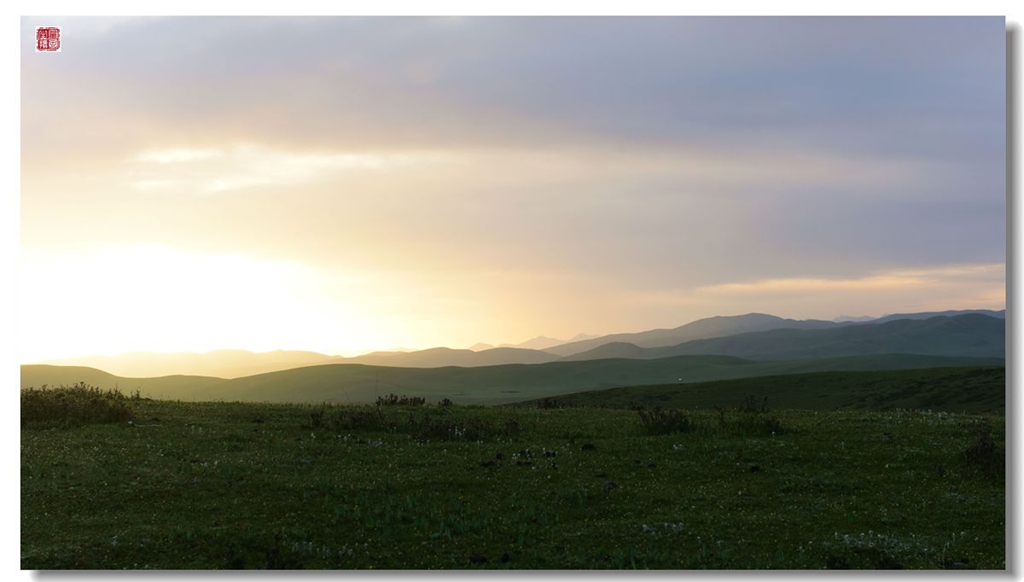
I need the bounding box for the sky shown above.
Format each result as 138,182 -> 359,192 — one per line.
20,16 -> 1006,360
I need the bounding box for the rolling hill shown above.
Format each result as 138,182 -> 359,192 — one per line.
563,314 -> 1004,362
520,366 -> 1005,415
21,365 -> 228,400
868,309 -> 1005,325
22,353 -> 1004,406
29,346 -> 564,378
542,313 -> 843,357
345,347 -> 560,368
30,311 -> 1004,377
29,350 -> 336,380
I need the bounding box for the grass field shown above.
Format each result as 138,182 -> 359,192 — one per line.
22,392 -> 1005,569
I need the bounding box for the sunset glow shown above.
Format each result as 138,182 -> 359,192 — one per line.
20,16 -> 1006,361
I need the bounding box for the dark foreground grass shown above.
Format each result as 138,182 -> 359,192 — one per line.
22,399 -> 1004,569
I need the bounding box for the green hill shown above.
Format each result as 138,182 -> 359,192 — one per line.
23,353 -> 1005,406
870,309 -> 1005,324
29,350 -> 336,380
566,314 -> 1004,362
525,366 -> 1005,414
544,313 -> 841,356
20,365 -> 228,400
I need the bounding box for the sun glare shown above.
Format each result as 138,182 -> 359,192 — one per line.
19,245 -> 405,361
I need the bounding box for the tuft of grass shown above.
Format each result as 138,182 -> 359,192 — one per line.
21,383 -> 134,427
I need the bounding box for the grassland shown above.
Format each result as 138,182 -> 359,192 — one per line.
22,392 -> 1004,569
523,366 -> 1006,415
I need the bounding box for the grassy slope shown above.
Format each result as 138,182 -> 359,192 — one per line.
21,399 -> 1004,569
567,314 -> 1005,361
524,366 -> 1006,415
20,365 -> 228,400
668,314 -> 1006,360
22,354 -> 1005,406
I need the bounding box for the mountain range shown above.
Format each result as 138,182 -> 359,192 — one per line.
28,310 -> 1005,379
468,333 -> 600,352
562,313 -> 1004,362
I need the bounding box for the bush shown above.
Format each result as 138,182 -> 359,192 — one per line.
637,407 -> 694,435
728,413 -> 783,437
21,383 -> 134,427
375,393 -> 426,407
536,398 -> 560,410
714,407 -> 783,437
961,421 -> 1003,477
738,394 -> 769,413
331,408 -> 395,432
306,404 -> 329,429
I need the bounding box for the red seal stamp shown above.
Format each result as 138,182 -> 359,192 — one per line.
36,27 -> 60,52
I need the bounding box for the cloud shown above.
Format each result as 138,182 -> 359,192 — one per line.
134,148 -> 225,164
625,263 -> 1005,321
19,17 -> 1007,355
126,144 -> 452,193
22,17 -> 1004,157
692,263 -> 1004,295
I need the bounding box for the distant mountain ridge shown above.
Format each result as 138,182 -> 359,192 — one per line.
347,347 -> 560,368
543,313 -> 842,357
562,314 -> 1004,362
468,333 -> 599,352
30,310 -> 1004,378
867,309 -> 1005,324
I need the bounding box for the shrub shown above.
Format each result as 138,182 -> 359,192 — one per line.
961,422 -> 1003,477
637,407 -> 694,435
375,393 -> 426,407
306,404 -> 328,429
502,417 -> 523,437
714,406 -> 783,436
738,394 -> 769,413
727,413 -> 784,437
536,398 -> 559,410
331,408 -> 395,432
21,383 -> 134,427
